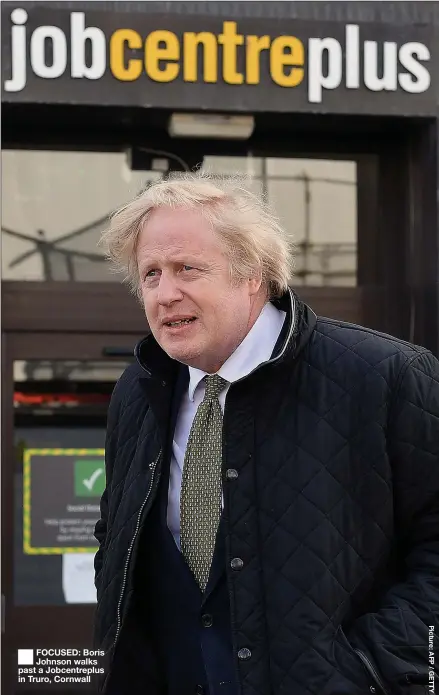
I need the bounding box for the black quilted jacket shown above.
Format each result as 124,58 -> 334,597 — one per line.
94,289 -> 439,695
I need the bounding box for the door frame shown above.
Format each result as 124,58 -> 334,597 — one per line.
1,281 -> 368,333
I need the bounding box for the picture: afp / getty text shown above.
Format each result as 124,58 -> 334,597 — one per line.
1,2 -> 439,695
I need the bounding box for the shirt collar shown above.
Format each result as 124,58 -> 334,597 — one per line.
188,301 -> 286,401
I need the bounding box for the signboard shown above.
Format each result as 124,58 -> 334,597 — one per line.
23,448 -> 105,554
1,3 -> 437,116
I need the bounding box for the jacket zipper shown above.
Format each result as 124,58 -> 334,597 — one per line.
112,449 -> 162,649
354,648 -> 390,695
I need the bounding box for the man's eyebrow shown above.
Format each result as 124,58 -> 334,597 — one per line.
141,255 -> 205,266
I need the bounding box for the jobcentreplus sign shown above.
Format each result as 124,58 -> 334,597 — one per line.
4,8 -> 432,103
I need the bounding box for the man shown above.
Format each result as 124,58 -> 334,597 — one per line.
94,172 -> 439,695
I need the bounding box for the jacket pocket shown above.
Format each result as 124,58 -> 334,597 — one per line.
332,625 -> 381,692
353,648 -> 391,695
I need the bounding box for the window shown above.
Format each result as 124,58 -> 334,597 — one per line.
2,150 -> 357,286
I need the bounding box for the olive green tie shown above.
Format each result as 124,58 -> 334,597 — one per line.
180,374 -> 227,591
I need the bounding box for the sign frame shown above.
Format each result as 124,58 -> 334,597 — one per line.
23,447 -> 105,555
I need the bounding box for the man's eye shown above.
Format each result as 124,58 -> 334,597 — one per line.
144,269 -> 157,278
183,265 -> 194,271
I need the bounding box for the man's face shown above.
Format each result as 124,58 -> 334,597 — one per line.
136,207 -> 263,373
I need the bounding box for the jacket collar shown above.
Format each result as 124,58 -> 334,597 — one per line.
134,287 -> 317,385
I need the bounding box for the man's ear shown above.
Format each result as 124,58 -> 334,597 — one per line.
248,272 -> 263,296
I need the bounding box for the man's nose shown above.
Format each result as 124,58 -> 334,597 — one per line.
157,273 -> 184,304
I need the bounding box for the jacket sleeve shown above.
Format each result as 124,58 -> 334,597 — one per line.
347,350 -> 439,694
93,377 -> 123,596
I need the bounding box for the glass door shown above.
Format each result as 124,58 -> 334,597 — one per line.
2,332 -> 142,694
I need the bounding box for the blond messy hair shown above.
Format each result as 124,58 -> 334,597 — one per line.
100,171 -> 295,300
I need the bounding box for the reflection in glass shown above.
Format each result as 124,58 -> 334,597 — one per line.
14,359 -> 133,383
203,155 -> 357,286
2,150 -> 161,282
3,150 -> 357,286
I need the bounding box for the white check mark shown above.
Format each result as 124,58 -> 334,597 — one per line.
82,468 -> 103,491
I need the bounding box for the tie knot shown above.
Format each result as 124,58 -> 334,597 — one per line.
204,374 -> 227,400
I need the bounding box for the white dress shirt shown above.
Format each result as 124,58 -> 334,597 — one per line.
167,301 -> 286,549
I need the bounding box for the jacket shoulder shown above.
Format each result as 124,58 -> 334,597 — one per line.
313,316 -> 430,375
116,360 -> 144,389
108,361 -> 147,420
